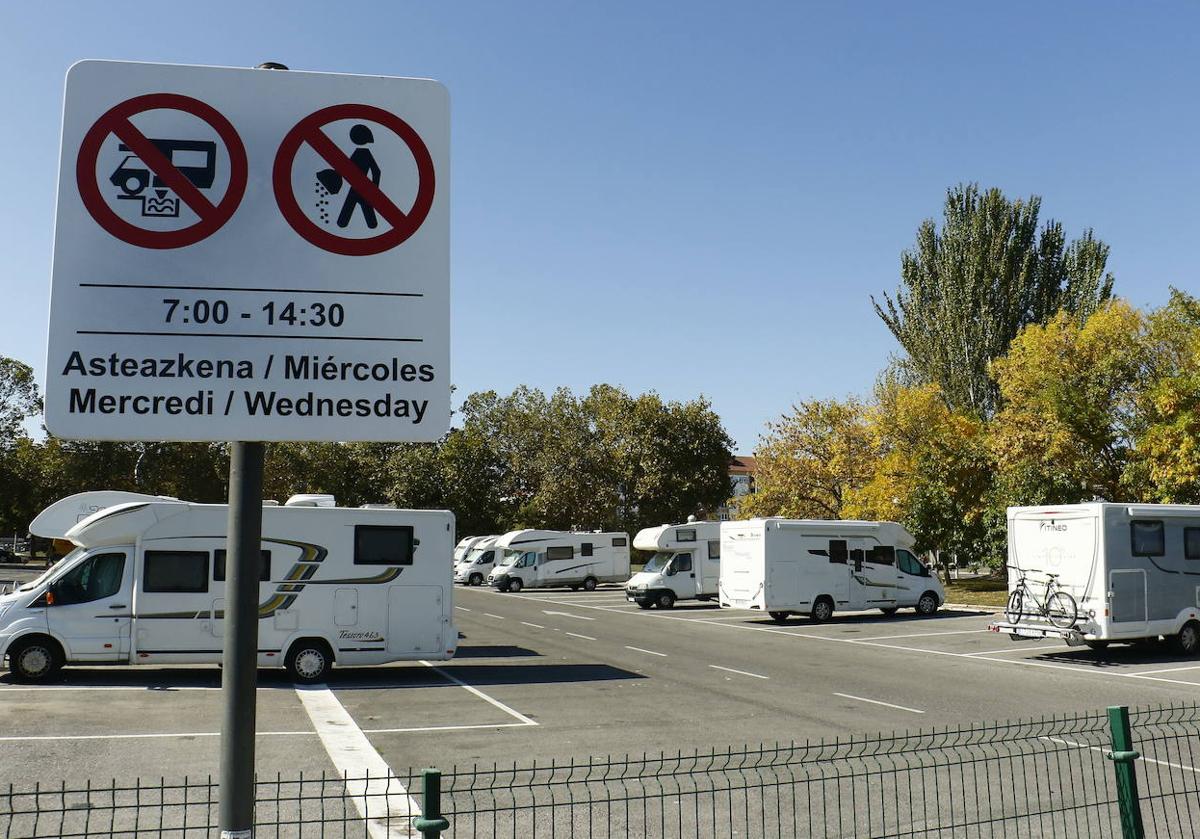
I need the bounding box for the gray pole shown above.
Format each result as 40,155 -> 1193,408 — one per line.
218,441 -> 265,837
217,61 -> 287,839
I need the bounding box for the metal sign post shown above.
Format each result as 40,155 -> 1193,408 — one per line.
218,441 -> 265,837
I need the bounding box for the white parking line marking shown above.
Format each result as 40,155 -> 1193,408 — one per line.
625,646 -> 667,657
1133,664 -> 1200,676
455,606 -> 471,612
520,621 -> 544,629
961,644 -> 1071,657
364,722 -> 533,734
542,610 -> 596,620
834,693 -> 924,714
483,589 -> 1200,690
296,685 -> 418,837
709,665 -> 769,680
852,629 -> 990,641
565,632 -> 597,641
0,730 -> 312,742
418,661 -> 538,727
1044,737 -> 1199,774
483,613 -> 505,619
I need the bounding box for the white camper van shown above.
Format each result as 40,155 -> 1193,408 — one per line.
625,520 -> 721,609
454,535 -> 501,586
988,503 -> 1200,655
487,530 -> 630,592
454,535 -> 490,565
719,518 -> 944,622
0,494 -> 457,683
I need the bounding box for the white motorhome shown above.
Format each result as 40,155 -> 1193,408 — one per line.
454,535 -> 490,565
719,518 -> 944,622
625,520 -> 721,609
989,504 -> 1200,655
487,530 -> 630,592
454,535 -> 501,586
0,494 -> 457,683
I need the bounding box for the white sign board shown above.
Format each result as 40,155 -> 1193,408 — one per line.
46,60 -> 449,442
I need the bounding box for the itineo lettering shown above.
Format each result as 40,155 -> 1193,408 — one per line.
243,390 -> 428,422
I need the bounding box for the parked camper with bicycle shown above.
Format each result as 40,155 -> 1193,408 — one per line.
990,503 -> 1200,655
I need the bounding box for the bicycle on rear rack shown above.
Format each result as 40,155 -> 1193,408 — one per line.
1005,565 -> 1078,628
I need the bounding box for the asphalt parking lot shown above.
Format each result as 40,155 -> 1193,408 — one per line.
3,572 -> 1199,788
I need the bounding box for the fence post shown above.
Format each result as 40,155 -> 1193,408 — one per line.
1106,705 -> 1144,839
412,768 -> 450,838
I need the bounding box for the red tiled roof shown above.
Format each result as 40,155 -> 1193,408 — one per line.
729,454 -> 757,474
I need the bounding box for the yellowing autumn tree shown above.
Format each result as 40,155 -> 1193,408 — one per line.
738,398 -> 874,520
989,300 -> 1147,505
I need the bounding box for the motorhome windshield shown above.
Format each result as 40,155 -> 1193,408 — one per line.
498,549 -> 522,567
464,548 -> 490,564
17,548 -> 85,591
643,552 -> 673,573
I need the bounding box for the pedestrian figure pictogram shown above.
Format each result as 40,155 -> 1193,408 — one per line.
274,104 -> 435,256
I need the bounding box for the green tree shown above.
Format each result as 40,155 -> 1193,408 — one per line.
873,184 -> 1115,417
739,397 -> 873,520
0,357 -> 40,442
989,300 -> 1147,506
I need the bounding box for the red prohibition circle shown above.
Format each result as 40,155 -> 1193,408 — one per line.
76,93 -> 247,250
273,103 -> 436,256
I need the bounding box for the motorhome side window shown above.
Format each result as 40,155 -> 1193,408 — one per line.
546,546 -> 574,561
828,540 -> 848,564
581,542 -> 593,557
868,546 -> 895,565
1130,520 -> 1165,557
708,540 -> 720,560
52,552 -> 124,604
612,537 -> 627,547
676,529 -> 697,542
674,553 -> 693,572
354,525 -> 415,565
144,551 -> 209,593
1185,527 -> 1200,560
213,550 -> 272,582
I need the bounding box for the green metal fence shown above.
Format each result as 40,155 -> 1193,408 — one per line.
1,702 -> 1196,837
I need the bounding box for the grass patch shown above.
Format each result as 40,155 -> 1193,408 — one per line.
944,577 -> 1009,608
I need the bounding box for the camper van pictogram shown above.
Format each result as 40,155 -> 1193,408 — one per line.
109,139 -> 217,218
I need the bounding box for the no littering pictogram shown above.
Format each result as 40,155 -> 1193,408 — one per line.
76,93 -> 247,250
273,103 -> 436,256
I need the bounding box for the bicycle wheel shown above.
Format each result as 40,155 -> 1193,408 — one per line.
1006,589 -> 1024,624
1047,591 -> 1078,628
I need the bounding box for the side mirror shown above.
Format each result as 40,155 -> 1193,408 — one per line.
665,566 -> 676,577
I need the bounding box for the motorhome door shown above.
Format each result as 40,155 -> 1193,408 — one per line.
1109,569 -> 1149,631
667,552 -> 695,598
47,549 -> 132,661
846,538 -> 896,609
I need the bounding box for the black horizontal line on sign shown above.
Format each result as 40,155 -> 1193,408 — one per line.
76,330 -> 423,343
79,283 -> 423,298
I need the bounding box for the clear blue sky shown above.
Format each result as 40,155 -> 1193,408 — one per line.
3,2 -> 1197,450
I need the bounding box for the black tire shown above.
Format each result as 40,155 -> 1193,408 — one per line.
1085,640 -> 1110,651
769,611 -> 790,624
655,591 -> 675,609
1046,591 -> 1078,628
1006,589 -> 1024,624
880,607 -> 899,616
1171,621 -> 1200,657
636,601 -> 653,610
508,577 -> 523,593
810,598 -> 834,624
8,636 -> 63,683
582,577 -> 598,592
286,639 -> 332,684
469,573 -> 483,587
916,591 -> 940,617
496,582 -> 510,592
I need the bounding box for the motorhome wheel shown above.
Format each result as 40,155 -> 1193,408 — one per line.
10,637 -> 63,683
655,591 -> 675,609
916,592 -> 939,616
469,573 -> 483,586
637,601 -> 653,610
810,598 -> 834,623
769,611 -> 790,624
286,641 -> 332,683
583,577 -> 598,592
1171,622 -> 1200,657
880,607 -> 899,616
1085,641 -> 1109,651
508,578 -> 523,593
